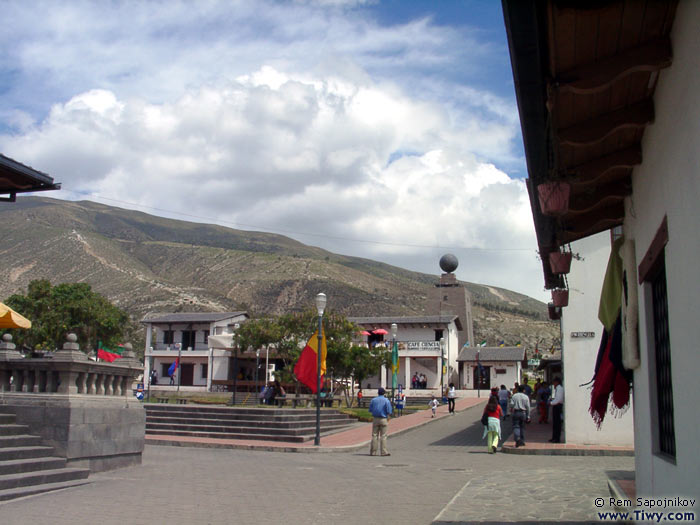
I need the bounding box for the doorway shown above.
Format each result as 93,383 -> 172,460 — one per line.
180,363 -> 194,386
473,366 -> 490,389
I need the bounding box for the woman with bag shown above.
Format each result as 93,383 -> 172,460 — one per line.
481,396 -> 503,454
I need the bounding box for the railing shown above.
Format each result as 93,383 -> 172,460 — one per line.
0,333 -> 142,397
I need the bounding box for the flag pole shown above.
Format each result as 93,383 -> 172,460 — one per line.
177,344 -> 181,393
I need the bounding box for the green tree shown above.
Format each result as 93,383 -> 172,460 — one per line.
3,279 -> 132,352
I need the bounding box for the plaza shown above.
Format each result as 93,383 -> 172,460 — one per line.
0,401 -> 634,524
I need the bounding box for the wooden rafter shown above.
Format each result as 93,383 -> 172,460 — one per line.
564,145 -> 642,182
558,98 -> 654,147
567,180 -> 632,214
555,37 -> 672,95
561,201 -> 625,243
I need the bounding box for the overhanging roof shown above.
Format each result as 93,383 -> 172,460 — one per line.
141,312 -> 248,324
0,154 -> 61,201
457,347 -> 525,362
348,315 -> 463,331
502,0 -> 678,289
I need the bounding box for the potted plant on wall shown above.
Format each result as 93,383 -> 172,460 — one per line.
538,181 -> 571,217
549,247 -> 573,274
551,288 -> 569,307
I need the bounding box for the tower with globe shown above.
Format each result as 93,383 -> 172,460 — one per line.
426,254 -> 475,355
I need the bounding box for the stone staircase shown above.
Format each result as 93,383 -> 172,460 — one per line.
0,413 -> 90,502
145,404 -> 358,443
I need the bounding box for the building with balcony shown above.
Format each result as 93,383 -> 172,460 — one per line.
142,311 -> 248,389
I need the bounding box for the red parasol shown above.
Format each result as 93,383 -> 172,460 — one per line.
373,328 -> 388,335
360,331 -> 371,336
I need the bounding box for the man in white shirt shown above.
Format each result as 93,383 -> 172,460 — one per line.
549,377 -> 564,443
510,385 -> 530,447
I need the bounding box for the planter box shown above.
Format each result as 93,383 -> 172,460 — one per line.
548,303 -> 561,320
538,182 -> 571,216
552,289 -> 569,307
549,251 -> 573,274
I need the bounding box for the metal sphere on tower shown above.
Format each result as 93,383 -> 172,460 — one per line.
439,253 -> 459,273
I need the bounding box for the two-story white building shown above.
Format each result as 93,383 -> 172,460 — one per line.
142,311 -> 248,389
347,315 -> 462,392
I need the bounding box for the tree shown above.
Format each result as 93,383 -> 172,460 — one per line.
3,279 -> 132,352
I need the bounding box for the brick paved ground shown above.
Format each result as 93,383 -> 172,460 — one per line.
0,400 -> 635,524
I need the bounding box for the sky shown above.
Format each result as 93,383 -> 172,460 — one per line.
0,0 -> 549,302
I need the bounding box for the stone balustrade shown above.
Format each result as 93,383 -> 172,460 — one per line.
0,333 -> 142,395
0,333 -> 145,472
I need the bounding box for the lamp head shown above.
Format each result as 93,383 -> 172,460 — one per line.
390,323 -> 398,338
315,292 -> 327,315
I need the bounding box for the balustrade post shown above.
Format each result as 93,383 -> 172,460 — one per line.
86,372 -> 96,395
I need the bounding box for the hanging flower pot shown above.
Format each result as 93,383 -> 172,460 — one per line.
552,288 -> 569,307
549,251 -> 573,274
548,303 -> 561,320
538,182 -> 571,216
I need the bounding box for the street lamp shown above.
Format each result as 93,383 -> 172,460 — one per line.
231,323 -> 240,406
255,348 -> 261,403
314,292 -> 327,446
440,337 -> 446,397
390,323 -> 398,402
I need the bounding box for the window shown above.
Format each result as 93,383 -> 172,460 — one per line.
201,363 -> 208,379
181,330 -> 196,350
434,329 -> 444,341
163,330 -> 174,345
639,217 -> 675,460
161,363 -> 172,377
650,258 -> 675,459
203,330 -> 209,345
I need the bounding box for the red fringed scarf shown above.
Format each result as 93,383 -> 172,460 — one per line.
589,316 -> 632,428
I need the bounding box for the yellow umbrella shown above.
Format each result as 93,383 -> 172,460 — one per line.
0,302 -> 32,329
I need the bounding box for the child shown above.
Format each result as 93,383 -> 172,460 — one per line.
429,396 -> 439,418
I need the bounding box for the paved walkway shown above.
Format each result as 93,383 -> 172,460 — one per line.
0,399 -> 637,524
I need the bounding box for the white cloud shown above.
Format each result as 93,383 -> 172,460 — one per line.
0,1 -> 548,301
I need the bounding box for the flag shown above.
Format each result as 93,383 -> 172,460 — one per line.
463,341 -> 470,347
97,341 -> 122,362
168,357 -> 179,377
294,328 -> 327,393
498,340 -> 505,347
391,340 -> 399,390
515,341 -> 521,347
479,340 -> 487,347
534,343 -> 539,355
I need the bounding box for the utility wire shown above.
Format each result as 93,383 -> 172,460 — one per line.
65,190 -> 536,253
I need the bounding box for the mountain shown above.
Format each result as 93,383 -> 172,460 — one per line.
0,197 -> 559,350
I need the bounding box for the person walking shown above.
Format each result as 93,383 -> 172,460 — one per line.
510,384 -> 531,447
497,384 -> 510,420
428,395 -> 439,417
447,383 -> 457,414
537,381 -> 551,423
549,377 -> 564,443
369,387 -> 393,456
482,395 -> 503,453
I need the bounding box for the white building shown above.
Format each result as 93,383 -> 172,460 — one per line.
348,316 -> 461,392
504,0 -> 698,498
562,232 -> 634,447
456,347 -> 524,392
142,311 -> 248,390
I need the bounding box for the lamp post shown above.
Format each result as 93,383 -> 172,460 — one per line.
231,323 -> 240,406
476,348 -> 481,399
390,323 -> 398,403
440,337 -> 445,397
314,292 -> 327,446
255,349 -> 260,403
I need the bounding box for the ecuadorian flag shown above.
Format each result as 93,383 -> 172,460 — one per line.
294,328 -> 327,393
97,341 -> 123,362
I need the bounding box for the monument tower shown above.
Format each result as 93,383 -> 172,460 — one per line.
426,254 -> 475,351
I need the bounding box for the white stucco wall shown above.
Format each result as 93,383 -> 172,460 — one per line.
626,0 -> 700,498
562,232 -> 634,446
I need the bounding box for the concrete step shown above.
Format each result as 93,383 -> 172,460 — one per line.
146,419 -> 353,436
144,404 -> 329,416
0,456 -> 67,476
0,478 -> 92,502
0,434 -> 43,448
0,424 -> 31,437
0,414 -> 16,425
146,415 -> 353,427
0,446 -> 56,462
144,408 -> 352,422
146,428 -> 311,443
0,467 -> 90,491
